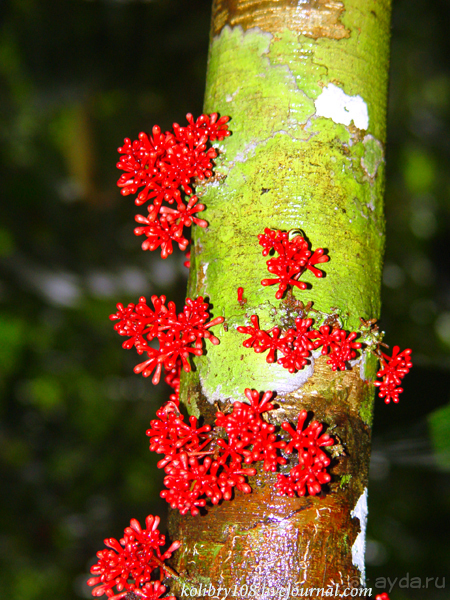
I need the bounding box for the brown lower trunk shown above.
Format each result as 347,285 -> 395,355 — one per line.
169,357 -> 375,596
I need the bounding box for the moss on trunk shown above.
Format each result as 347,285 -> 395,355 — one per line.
169,0 -> 391,596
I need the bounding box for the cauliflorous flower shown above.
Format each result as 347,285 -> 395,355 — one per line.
258,228 -> 329,299
237,315 -> 361,374
148,390 -> 334,513
110,295 -> 224,398
110,581 -> 176,600
117,114 -> 230,258
87,515 -> 180,598
374,345 -> 412,403
275,410 -> 334,497
237,287 -> 247,305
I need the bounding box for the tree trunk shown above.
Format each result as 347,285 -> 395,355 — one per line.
169,0 -> 391,596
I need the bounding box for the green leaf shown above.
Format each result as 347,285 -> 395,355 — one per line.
428,403 -> 450,470
0,313 -> 25,375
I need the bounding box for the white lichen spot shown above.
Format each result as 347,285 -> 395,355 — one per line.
269,354 -> 316,395
347,352 -> 368,382
207,383 -> 224,403
349,348 -> 372,385
315,84 -> 369,130
254,347 -> 321,396
350,488 -> 368,584
359,351 -> 367,381
200,345 -> 320,404
225,87 -> 240,103
199,376 -> 242,405
200,262 -> 208,289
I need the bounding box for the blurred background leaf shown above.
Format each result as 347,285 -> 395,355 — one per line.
428,403 -> 450,470
0,0 -> 449,598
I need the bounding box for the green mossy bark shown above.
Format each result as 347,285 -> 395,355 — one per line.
169,1 -> 391,596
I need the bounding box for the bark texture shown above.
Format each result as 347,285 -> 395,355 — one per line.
169,0 -> 391,596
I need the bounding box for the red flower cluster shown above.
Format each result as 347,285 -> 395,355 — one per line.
258,229 -> 329,299
116,113 -> 230,258
315,325 -> 362,371
276,411 -> 334,497
237,315 -> 361,374
146,399 -> 256,516
374,345 -> 412,404
121,581 -> 176,600
237,311 -> 412,403
87,515 -> 180,599
215,389 -> 287,472
375,595 -> 390,600
134,195 -> 204,259
147,390 -> 334,515
110,295 -> 224,400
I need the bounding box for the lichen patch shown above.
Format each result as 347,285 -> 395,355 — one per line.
314,84 -> 369,130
